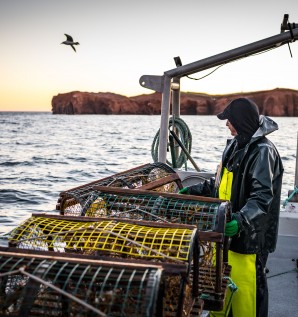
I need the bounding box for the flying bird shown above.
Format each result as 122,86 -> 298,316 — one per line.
61,34 -> 79,52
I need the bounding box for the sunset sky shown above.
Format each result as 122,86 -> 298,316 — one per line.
1,0 -> 298,111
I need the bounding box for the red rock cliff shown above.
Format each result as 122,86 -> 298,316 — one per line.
52,88 -> 298,116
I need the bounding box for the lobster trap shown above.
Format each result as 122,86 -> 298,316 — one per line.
67,186 -> 232,311
0,247 -> 164,317
7,216 -> 201,316
56,163 -> 183,215
8,215 -> 197,264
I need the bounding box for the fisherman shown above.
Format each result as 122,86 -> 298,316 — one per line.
179,98 -> 284,317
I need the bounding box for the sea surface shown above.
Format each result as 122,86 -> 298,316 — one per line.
0,112 -> 297,234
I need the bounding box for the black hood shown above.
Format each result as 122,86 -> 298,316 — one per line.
217,98 -> 260,147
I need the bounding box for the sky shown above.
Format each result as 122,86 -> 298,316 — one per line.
1,0 -> 298,111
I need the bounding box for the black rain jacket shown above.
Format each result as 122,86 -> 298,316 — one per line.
188,115 -> 284,254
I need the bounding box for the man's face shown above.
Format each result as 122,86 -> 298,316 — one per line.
226,120 -> 238,136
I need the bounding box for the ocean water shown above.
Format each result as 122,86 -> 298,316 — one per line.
0,112 -> 297,234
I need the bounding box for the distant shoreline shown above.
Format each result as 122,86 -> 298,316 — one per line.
51,88 -> 298,116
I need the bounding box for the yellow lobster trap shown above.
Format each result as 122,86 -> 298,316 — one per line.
56,163 -> 183,215
8,215 -> 196,264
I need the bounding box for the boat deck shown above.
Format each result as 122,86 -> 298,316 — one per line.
268,234 -> 298,316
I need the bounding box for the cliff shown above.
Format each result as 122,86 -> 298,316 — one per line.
51,88 -> 298,116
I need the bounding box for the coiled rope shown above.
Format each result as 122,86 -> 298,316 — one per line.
151,117 -> 192,168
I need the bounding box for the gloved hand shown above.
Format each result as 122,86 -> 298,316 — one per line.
178,187 -> 189,194
225,219 -> 239,237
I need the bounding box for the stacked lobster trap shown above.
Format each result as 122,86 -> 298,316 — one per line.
6,214 -> 202,316
59,185 -> 232,311
2,163 -> 232,316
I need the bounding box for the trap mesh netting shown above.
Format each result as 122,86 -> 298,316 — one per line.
8,215 -> 197,264
57,163 -> 183,215
0,249 -> 163,317
69,187 -> 228,233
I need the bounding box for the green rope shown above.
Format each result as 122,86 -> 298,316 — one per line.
151,117 -> 192,168
224,276 -> 238,293
208,276 -> 238,317
283,185 -> 298,207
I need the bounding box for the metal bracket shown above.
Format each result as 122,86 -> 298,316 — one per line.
281,14 -> 296,35
139,75 -> 164,92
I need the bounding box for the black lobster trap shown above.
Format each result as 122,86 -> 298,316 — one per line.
56,163 -> 183,215
7,215 -> 201,316
0,247 -> 164,317
67,186 -> 232,311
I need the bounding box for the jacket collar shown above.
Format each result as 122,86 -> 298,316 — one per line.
224,115 -> 279,157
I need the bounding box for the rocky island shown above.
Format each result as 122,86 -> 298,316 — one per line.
52,88 -> 298,116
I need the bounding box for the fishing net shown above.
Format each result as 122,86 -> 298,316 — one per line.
57,163 -> 183,215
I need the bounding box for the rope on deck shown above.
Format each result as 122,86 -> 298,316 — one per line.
151,117 -> 192,168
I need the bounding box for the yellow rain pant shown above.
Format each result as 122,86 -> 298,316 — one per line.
210,251 -> 257,317
229,251 -> 256,316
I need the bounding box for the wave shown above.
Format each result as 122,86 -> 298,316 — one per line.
0,161 -> 34,167
0,189 -> 45,205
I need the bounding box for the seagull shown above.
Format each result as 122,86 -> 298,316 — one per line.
61,34 -> 79,52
